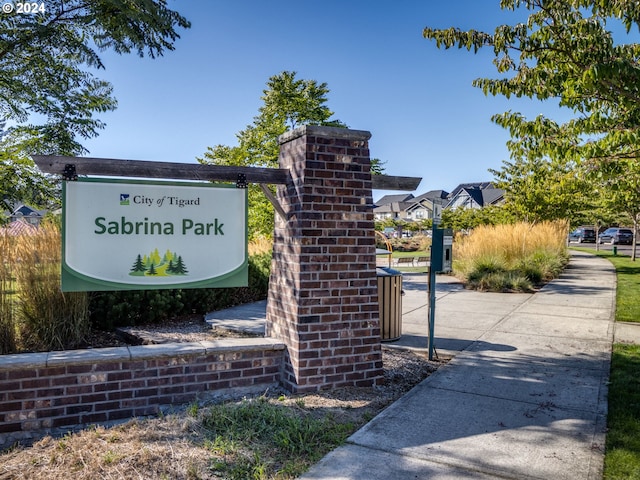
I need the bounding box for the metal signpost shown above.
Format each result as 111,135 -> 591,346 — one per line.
427,204 -> 441,361
428,202 -> 453,360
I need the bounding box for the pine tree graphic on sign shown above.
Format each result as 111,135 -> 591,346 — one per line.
130,254 -> 146,276
128,250 -> 189,277
172,256 -> 188,274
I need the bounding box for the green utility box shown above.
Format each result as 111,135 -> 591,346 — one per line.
431,227 -> 453,272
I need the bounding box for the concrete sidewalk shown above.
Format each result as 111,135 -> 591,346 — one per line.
299,250 -> 616,479
206,251 -> 619,479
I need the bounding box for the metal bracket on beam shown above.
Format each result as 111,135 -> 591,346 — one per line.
236,173 -> 248,189
62,164 -> 78,181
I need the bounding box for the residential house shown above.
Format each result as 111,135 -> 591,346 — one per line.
445,182 -> 504,210
373,194 -> 415,221
4,203 -> 47,226
374,183 -> 503,223
0,218 -> 38,235
404,190 -> 449,221
374,190 -> 450,222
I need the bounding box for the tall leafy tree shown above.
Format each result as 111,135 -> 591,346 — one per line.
440,205 -> 513,231
0,0 -> 190,212
595,160 -> 640,259
423,0 -> 640,234
0,134 -> 58,216
489,156 -> 588,222
199,71 -> 348,239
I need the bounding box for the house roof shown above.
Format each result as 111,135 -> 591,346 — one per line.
0,218 -> 38,235
448,182 -> 494,199
481,188 -> 504,206
373,201 -> 414,213
462,187 -> 485,207
374,194 -> 414,206
412,190 -> 449,202
405,197 -> 437,213
373,184 -> 502,214
446,184 -> 505,208
10,203 -> 47,218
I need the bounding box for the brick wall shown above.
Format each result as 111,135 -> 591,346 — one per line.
266,125 -> 383,392
0,338 -> 285,449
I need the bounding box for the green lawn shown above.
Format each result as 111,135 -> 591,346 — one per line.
383,251 -> 430,274
572,247 -> 640,478
573,248 -> 640,322
606,343 -> 640,479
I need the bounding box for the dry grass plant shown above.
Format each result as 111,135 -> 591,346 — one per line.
454,221 -> 568,263
0,230 -> 18,353
454,221 -> 569,291
248,236 -> 273,256
12,224 -> 89,352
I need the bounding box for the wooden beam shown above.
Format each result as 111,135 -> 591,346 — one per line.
32,155 -> 421,191
259,184 -> 287,222
372,174 -> 421,191
32,155 -> 290,185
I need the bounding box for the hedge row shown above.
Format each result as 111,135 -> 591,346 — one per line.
89,252 -> 272,330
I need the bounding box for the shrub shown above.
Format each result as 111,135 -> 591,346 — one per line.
508,274 -> 535,292
515,263 -> 544,284
468,271 -> 534,293
416,235 -> 432,252
89,250 -> 273,330
0,228 -> 273,351
387,234 -> 431,252
466,255 -> 507,283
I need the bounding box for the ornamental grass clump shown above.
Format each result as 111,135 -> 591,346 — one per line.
13,223 -> 89,351
454,221 -> 569,292
0,231 -> 18,354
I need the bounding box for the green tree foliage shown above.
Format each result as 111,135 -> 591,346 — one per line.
0,139 -> 58,217
0,0 -> 189,210
489,156 -> 589,222
423,0 -> 640,228
440,205 -> 513,231
594,160 -> 640,259
199,71 -> 348,239
370,158 -> 386,175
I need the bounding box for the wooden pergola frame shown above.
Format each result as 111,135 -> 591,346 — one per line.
32,155 -> 421,190
32,155 -> 422,221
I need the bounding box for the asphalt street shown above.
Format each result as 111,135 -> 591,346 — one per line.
569,240 -> 636,256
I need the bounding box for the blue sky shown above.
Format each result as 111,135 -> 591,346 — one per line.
82,1 -> 567,201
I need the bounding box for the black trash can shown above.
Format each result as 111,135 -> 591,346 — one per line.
377,267 -> 403,341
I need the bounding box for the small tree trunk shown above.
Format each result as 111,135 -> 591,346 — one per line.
633,217 -> 638,262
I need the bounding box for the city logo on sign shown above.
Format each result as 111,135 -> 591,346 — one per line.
120,194 -> 130,206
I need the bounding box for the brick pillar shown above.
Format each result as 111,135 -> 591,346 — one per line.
266,125 -> 383,393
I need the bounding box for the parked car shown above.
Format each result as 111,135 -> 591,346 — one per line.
568,227 -> 596,243
598,227 -> 634,245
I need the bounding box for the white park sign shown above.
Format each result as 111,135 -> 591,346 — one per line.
62,178 -> 248,292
